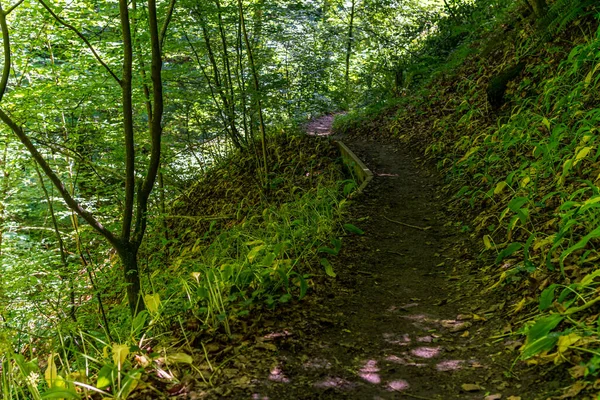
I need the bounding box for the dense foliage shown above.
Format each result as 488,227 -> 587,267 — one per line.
0,0 -> 459,397
10,0 -> 599,396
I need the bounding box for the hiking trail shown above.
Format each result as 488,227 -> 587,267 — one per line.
224,116 -> 554,400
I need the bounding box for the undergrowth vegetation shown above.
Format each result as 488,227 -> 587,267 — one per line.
335,0 -> 600,395
0,134 -> 354,399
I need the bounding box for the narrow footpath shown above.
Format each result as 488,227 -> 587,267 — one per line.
237,116 -> 554,400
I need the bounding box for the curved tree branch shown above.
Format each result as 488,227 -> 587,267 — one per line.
5,0 -> 25,15
37,0 -> 122,86
0,108 -> 120,248
0,7 -> 11,103
159,0 -> 176,50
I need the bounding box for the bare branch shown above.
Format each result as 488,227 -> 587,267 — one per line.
37,0 -> 122,86
0,108 -> 120,248
5,0 -> 25,15
159,0 -> 176,50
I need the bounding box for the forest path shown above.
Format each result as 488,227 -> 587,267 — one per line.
245,116 -> 532,400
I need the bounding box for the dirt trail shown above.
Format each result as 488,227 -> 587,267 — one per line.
242,117 -> 544,399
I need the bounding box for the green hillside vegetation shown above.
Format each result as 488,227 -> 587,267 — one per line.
4,0 -> 600,397
335,0 -> 600,391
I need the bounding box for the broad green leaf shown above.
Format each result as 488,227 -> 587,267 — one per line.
521,334 -> 560,360
542,117 -> 551,130
559,225 -> 600,272
539,285 -> 557,311
320,258 -> 336,277
483,235 -> 492,249
331,238 -> 342,253
262,252 -> 276,267
41,387 -> 80,399
318,246 -> 338,255
527,314 -> 563,344
112,344 -> 129,367
557,333 -> 581,354
574,146 -> 593,164
507,197 -> 528,213
166,352 -> 193,364
247,245 -> 265,262
580,269 -> 600,286
495,242 -> 522,264
144,293 -> 160,313
132,310 -> 148,336
343,223 -> 364,235
493,181 -> 507,195
97,364 -> 115,389
118,371 -> 141,399
44,353 -> 59,389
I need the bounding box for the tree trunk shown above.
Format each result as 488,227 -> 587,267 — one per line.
238,0 -> 268,185
117,243 -> 144,316
528,0 -> 547,17
345,0 -> 356,99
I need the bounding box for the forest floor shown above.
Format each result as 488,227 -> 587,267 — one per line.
200,116 -> 565,400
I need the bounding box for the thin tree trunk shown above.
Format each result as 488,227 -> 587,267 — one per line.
238,0 -> 268,184
0,137 -> 7,257
196,10 -> 242,148
528,0 -> 547,17
345,0 -> 356,96
34,163 -> 77,322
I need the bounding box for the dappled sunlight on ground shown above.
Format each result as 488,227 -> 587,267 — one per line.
436,360 -> 465,371
263,330 -> 291,340
383,332 -> 411,345
359,360 -> 381,384
387,379 -> 410,391
411,346 -> 441,359
314,377 -> 356,389
384,354 -> 426,367
305,115 -> 336,137
268,366 -> 290,383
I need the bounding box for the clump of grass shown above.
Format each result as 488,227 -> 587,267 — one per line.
0,131 -> 354,398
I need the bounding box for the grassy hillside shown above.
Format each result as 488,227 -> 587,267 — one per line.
335,0 -> 600,394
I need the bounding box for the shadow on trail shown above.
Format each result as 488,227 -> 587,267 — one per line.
250,116 -> 514,399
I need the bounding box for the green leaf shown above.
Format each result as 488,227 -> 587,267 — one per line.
298,275 -> 308,299
262,252 -> 276,267
132,310 -> 148,336
41,388 -> 81,399
343,223 -> 364,235
320,258 -> 336,277
521,333 -> 560,360
507,197 -> 528,213
527,314 -> 563,344
495,242 -> 522,264
247,245 -> 265,262
539,285 -> 557,311
331,238 -> 342,253
559,225 -> 600,273
97,363 -> 115,389
279,293 -> 292,303
318,246 -> 338,255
